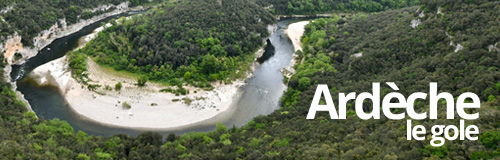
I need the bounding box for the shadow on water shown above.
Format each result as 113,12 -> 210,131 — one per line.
15,17 -> 317,136
257,39 -> 275,63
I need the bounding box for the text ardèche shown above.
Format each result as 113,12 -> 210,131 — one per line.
307,82 -> 480,147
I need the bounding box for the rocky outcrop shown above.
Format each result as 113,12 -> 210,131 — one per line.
410,19 -> 422,28
488,43 -> 499,52
87,2 -> 129,13
1,33 -> 25,61
411,9 -> 425,29
352,52 -> 363,58
0,6 -> 13,14
2,62 -> 33,112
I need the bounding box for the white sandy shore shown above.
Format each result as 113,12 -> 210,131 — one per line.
29,56 -> 244,129
286,21 -> 310,52
282,21 -> 310,77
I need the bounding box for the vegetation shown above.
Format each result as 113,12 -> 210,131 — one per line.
255,0 -> 420,15
70,0 -> 275,88
122,102 -> 132,109
137,76 -> 148,87
278,0 -> 500,159
115,82 -> 122,91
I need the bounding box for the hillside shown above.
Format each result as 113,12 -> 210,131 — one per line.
279,0 -> 500,159
70,0 -> 275,87
255,0 -> 420,14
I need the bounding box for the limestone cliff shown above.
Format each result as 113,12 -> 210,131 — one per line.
0,2 -> 142,65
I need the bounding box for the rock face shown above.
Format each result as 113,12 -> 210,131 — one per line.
488,43 -> 499,52
410,19 -> 422,28
0,6 -> 13,14
352,53 -> 363,58
411,9 -> 425,29
454,44 -> 464,53
0,2 -> 143,65
1,33 -> 25,61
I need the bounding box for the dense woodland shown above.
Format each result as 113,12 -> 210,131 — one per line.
255,0 -> 420,15
279,0 -> 500,158
0,0 -> 153,46
1,0 -> 500,159
70,0 -> 275,87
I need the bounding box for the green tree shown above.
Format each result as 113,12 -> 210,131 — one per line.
76,153 -> 90,160
298,77 -> 311,91
200,54 -> 219,75
479,131 -> 500,149
287,2 -> 294,13
184,72 -> 192,80
216,122 -> 227,132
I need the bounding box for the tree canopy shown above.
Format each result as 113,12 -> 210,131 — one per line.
70,0 -> 275,87
255,0 -> 421,15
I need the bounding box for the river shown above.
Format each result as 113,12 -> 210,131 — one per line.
13,17 -> 311,136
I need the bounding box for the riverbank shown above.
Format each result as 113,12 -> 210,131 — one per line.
276,14 -> 333,20
286,21 -> 310,52
282,21 -> 310,78
28,55 -> 245,129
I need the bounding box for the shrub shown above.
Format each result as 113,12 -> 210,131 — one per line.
104,85 -> 112,91
115,82 -> 122,91
122,102 -> 131,110
137,76 -> 148,87
298,77 -> 311,91
488,95 -> 496,102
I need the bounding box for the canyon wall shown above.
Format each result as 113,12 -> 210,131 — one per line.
0,2 -> 143,65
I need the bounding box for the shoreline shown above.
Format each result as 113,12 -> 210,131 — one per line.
29,55 -> 245,130
282,21 -> 310,78
286,21 -> 310,52
276,14 -> 333,20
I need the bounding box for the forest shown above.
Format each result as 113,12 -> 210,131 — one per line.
0,0 -> 153,46
255,0 -> 420,15
1,0 -> 500,159
70,0 -> 275,87
279,0 -> 500,158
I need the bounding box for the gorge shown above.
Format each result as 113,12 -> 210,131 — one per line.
12,16 -> 312,136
